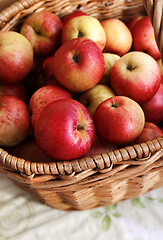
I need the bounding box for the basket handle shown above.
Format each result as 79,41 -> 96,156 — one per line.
143,0 -> 163,61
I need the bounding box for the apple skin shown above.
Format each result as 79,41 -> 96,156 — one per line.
34,98 -> 95,160
61,15 -> 106,51
62,10 -> 88,25
0,95 -> 30,147
20,11 -> 63,56
0,83 -> 28,103
0,31 -> 33,84
157,59 -> 163,84
126,16 -> 143,32
53,38 -> 105,92
78,84 -> 115,117
110,51 -> 161,104
132,16 -> 161,60
141,84 -> 163,125
99,53 -> 120,85
94,96 -> 145,145
29,85 -> 72,129
101,18 -> 132,56
133,122 -> 163,144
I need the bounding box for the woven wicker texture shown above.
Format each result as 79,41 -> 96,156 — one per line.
0,0 -> 162,210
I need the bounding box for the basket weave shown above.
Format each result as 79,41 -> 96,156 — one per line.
0,0 -> 163,210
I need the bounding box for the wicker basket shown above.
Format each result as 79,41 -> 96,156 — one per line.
0,0 -> 163,211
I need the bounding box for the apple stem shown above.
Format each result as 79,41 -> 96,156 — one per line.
127,64 -> 135,71
111,103 -> 118,108
78,31 -> 83,37
77,124 -> 85,131
72,55 -> 79,63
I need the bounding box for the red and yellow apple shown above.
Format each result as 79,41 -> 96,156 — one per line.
53,38 -> 105,92
62,10 -> 88,25
110,51 -> 161,104
101,18 -> 132,56
0,95 -> 30,147
132,16 -> 161,60
20,11 -> 63,56
94,96 -> 145,145
79,84 -> 115,117
0,31 -> 33,84
34,98 -> 95,160
61,15 -> 106,51
29,85 -> 72,129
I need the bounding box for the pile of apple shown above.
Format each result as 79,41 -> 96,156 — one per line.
0,10 -> 162,161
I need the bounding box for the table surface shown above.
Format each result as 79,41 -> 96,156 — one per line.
0,1 -> 163,239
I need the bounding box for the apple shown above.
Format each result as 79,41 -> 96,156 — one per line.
7,137 -> 53,163
53,38 -> 105,92
0,95 -> 30,147
61,15 -> 106,51
157,59 -> 163,84
0,83 -> 28,103
94,96 -> 145,145
133,122 -> 163,144
132,16 -> 161,60
62,10 -> 88,25
110,51 -> 161,104
99,53 -> 120,85
29,85 -> 72,129
141,84 -> 163,125
20,11 -> 63,56
101,18 -> 132,56
82,134 -> 117,157
0,31 -> 33,84
78,84 -> 115,117
34,98 -> 95,160
126,16 -> 143,32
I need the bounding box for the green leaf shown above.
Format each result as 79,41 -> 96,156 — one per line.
131,198 -> 145,208
105,203 -> 117,211
146,197 -> 155,201
158,199 -> 163,203
101,215 -> 111,231
112,212 -> 121,218
90,210 -> 103,218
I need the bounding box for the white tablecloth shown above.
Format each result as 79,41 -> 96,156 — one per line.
0,174 -> 163,240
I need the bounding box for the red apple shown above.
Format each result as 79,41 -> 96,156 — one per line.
134,122 -> 163,144
29,85 -> 72,129
0,31 -> 33,84
94,96 -> 145,145
101,18 -> 132,56
34,98 -> 95,160
0,83 -> 28,103
132,16 -> 161,60
141,84 -> 163,125
20,11 -> 63,56
126,16 -> 143,32
62,10 -> 88,25
61,15 -> 106,51
0,95 -> 30,147
110,51 -> 161,104
53,38 -> 105,92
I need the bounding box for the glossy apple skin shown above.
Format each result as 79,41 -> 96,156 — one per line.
132,16 -> 161,60
0,31 -> 33,84
53,38 -> 105,92
61,15 -> 106,51
0,95 -> 30,147
101,18 -> 132,56
79,84 -> 115,117
110,51 -> 161,104
0,83 -> 28,103
20,11 -> 63,56
133,122 -> 163,144
35,98 -> 95,160
29,85 -> 72,129
141,84 -> 163,125
62,10 -> 88,25
94,96 -> 145,145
